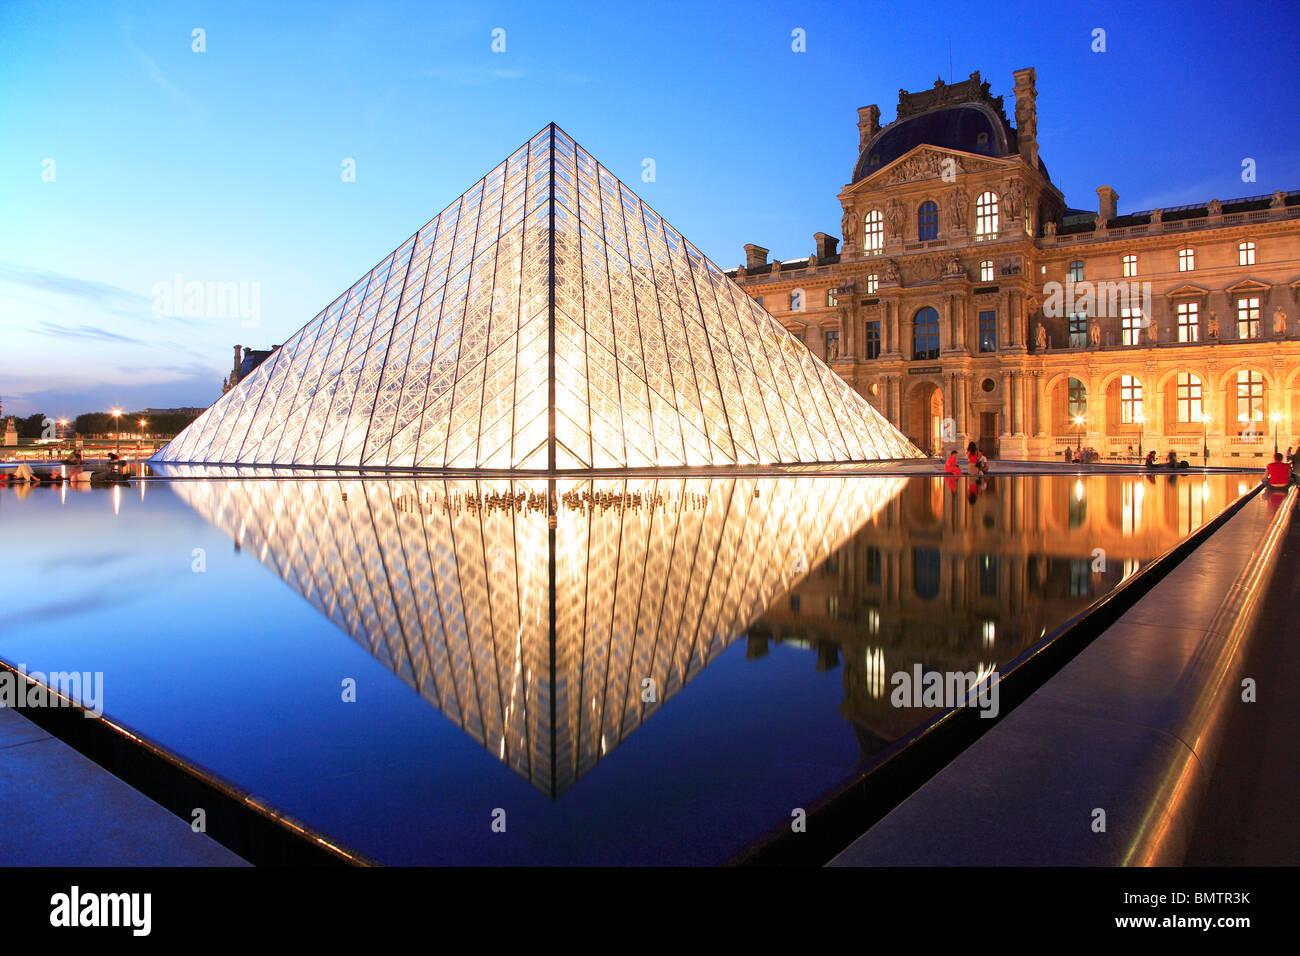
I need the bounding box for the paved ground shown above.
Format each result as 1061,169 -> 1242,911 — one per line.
1184,494 -> 1300,865
0,708 -> 246,866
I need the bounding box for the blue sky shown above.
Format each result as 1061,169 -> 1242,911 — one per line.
2,0 -> 1297,417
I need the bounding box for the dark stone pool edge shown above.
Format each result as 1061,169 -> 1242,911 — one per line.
731,481 -> 1274,867
0,669 -> 375,867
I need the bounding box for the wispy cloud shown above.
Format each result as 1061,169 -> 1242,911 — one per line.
35,320 -> 144,345
0,261 -> 150,313
120,19 -> 203,116
418,65 -> 588,86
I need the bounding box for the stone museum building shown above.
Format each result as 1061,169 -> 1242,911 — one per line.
729,68 -> 1300,462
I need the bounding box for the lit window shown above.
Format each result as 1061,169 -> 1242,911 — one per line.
912,306 -> 940,360
1120,375 -> 1143,424
1177,301 -> 1199,342
980,260 -> 994,282
1068,260 -> 1084,283
975,192 -> 999,239
863,210 -> 884,254
1068,313 -> 1087,348
1236,370 -> 1264,431
1068,378 -> 1087,419
1122,254 -> 1137,277
789,288 -> 805,312
864,274 -> 878,294
1237,296 -> 1260,339
917,200 -> 938,241
1120,307 -> 1142,346
1238,240 -> 1256,266
1176,373 -> 1203,423
978,310 -> 997,352
865,321 -> 881,359
824,329 -> 840,362
826,288 -> 838,307
1178,248 -> 1194,271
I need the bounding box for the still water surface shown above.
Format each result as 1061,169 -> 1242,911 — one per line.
0,472 -> 1251,863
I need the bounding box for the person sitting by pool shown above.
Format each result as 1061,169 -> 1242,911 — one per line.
1264,452 -> 1296,489
1144,450 -> 1157,467
943,450 -> 963,476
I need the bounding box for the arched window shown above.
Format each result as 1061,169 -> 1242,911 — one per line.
917,200 -> 938,241
1120,375 -> 1143,424
1068,378 -> 1087,419
913,306 -> 940,360
975,191 -> 999,239
1236,370 -> 1264,431
1176,373 -> 1203,423
863,210 -> 884,254
789,288 -> 805,312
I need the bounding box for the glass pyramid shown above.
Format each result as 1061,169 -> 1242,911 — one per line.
164,472 -> 907,796
153,124 -> 920,471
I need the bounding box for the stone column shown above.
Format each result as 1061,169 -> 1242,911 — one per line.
1001,371 -> 1013,436
1035,371 -> 1048,436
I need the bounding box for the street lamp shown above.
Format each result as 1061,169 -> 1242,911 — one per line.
1200,412 -> 1211,464
111,408 -> 122,458
1136,411 -> 1145,460
1270,411 -> 1282,455
138,419 -> 147,456
1073,415 -> 1085,456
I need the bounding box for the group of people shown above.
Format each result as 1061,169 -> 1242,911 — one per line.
943,441 -> 990,477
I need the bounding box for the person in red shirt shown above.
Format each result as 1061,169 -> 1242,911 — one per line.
943,450 -> 963,476
1264,452 -> 1294,488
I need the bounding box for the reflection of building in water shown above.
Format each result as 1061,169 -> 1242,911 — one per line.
750,473 -> 1239,755
165,471 -> 905,796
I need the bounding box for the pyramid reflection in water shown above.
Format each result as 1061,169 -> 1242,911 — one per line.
154,125 -> 919,470
164,470 -> 905,795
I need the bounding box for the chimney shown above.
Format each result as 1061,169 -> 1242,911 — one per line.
857,105 -> 880,151
1097,186 -> 1118,221
233,344 -> 243,371
1012,68 -> 1038,169
744,244 -> 769,270
814,232 -> 839,260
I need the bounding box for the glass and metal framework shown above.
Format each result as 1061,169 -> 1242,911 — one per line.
164,472 -> 906,796
154,125 -> 919,471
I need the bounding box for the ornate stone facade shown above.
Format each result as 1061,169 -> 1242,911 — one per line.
730,68 -> 1300,463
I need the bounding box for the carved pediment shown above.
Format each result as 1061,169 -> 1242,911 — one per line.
1224,278 -> 1271,294
1164,283 -> 1210,298
845,145 -> 1009,193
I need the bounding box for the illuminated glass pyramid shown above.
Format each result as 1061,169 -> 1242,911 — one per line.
154,124 -> 919,470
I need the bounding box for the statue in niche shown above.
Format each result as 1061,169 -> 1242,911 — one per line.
948,187 -> 968,230
1275,308 -> 1287,335
885,259 -> 900,282
886,199 -> 904,237
1004,179 -> 1024,219
945,253 -> 962,276
1089,322 -> 1101,347
841,210 -> 858,247
1208,311 -> 1219,338
1035,322 -> 1047,350
1043,220 -> 1057,237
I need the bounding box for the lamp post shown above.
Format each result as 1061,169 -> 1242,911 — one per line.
1270,411 -> 1282,455
1073,415 -> 1085,457
111,408 -> 122,458
138,419 -> 147,457
1136,412 -> 1145,460
1201,412 -> 1211,464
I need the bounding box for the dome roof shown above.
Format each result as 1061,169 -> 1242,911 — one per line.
853,103 -> 1010,183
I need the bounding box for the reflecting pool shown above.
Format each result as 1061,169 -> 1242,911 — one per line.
0,471 -> 1252,864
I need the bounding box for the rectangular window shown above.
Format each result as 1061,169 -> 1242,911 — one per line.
1068,313 -> 1087,348
1176,373 -> 1203,423
824,329 -> 840,362
1120,307 -> 1142,346
1239,241 -> 1256,266
827,289 -> 838,308
1069,260 -> 1084,283
980,260 -> 994,282
1122,254 -> 1137,277
1237,296 -> 1260,339
1120,375 -> 1143,424
865,320 -> 881,359
865,274 -> 878,294
1178,248 -> 1194,271
978,310 -> 997,352
1177,301 -> 1199,342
